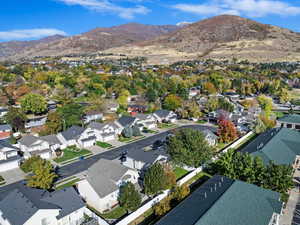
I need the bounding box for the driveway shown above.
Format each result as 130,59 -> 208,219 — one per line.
0,168 -> 26,185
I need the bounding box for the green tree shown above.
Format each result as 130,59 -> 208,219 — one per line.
166,128 -> 213,168
20,93 -> 47,114
257,95 -> 273,117
57,103 -> 84,129
26,158 -> 57,190
118,182 -> 141,212
5,107 -> 27,132
132,124 -> 141,137
122,126 -> 133,138
144,163 -> 168,195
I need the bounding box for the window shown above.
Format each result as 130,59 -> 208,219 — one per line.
287,124 -> 292,128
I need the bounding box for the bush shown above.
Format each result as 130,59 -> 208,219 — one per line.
122,126 -> 133,138
21,156 -> 45,173
132,124 -> 141,137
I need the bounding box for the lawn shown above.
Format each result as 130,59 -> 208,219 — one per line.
119,136 -> 144,143
96,141 -> 113,149
100,206 -> 127,219
54,147 -> 92,163
273,111 -> 285,119
157,123 -> 177,129
174,167 -> 189,180
55,178 -> 81,190
143,128 -> 158,134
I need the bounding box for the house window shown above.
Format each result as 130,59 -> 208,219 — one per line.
287,124 -> 292,128
296,125 -> 300,130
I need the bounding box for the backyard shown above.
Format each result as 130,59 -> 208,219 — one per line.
173,167 -> 189,180
54,146 -> 92,164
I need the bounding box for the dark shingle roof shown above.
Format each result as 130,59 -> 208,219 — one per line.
60,125 -> 85,141
126,148 -> 169,166
18,135 -> 41,147
154,110 -> 171,118
41,135 -> 62,145
0,124 -> 12,131
117,116 -> 136,127
0,184 -> 85,224
242,128 -> 300,165
156,175 -> 282,225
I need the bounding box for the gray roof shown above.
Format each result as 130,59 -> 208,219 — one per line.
0,124 -> 12,131
87,159 -> 129,198
278,114 -> 300,124
18,135 -> 41,147
126,148 -> 169,166
60,125 -> 85,141
202,129 -> 218,140
117,116 -> 136,127
0,139 -> 18,151
88,122 -> 118,131
154,110 -> 171,118
134,113 -> 152,120
0,184 -> 85,225
41,135 -> 62,145
156,175 -> 282,225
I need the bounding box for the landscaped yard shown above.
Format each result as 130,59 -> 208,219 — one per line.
119,136 -> 145,143
157,123 -> 177,129
143,128 -> 158,134
174,167 -> 189,180
55,178 -> 81,190
100,206 -> 127,219
54,147 -> 92,164
0,176 -> 5,186
96,141 -> 113,149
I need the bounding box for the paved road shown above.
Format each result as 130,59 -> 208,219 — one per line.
0,124 -> 214,198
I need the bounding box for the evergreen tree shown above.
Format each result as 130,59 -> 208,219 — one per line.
118,182 -> 141,212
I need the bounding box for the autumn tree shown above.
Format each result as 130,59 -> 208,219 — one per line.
153,196 -> 171,216
203,82 -> 217,95
20,93 -> 47,114
257,95 -> 273,117
217,118 -> 238,143
44,111 -> 63,135
166,128 -> 213,168
118,182 -> 141,212
163,94 -> 183,111
172,184 -> 190,202
26,158 -> 57,190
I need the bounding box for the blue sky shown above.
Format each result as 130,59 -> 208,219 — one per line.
1,0 -> 300,41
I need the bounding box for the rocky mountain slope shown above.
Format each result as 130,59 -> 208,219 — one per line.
0,23 -> 178,60
107,15 -> 300,64
1,15 -> 300,63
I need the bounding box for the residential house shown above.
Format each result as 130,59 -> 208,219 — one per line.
153,110 -> 177,123
25,116 -> 47,130
242,128 -> 300,166
40,135 -> 63,152
77,159 -> 139,213
57,125 -> 95,149
0,124 -> 12,140
0,184 -> 90,225
115,116 -> 139,133
0,108 -> 8,119
105,102 -> 119,113
18,135 -> 52,159
201,129 -> 218,146
83,110 -> 103,124
87,122 -> 119,142
277,114 -> 300,130
155,175 -> 282,225
0,140 -> 21,172
128,104 -> 147,114
121,147 -> 169,172
188,87 -> 200,99
134,113 -> 157,130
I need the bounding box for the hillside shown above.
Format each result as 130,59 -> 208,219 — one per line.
0,23 -> 178,61
107,15 -> 300,64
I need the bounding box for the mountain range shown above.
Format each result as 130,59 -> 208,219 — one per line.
1,15 -> 300,63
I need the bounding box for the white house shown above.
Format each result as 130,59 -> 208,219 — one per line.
134,113 -> 157,130
77,159 -> 139,213
0,141 -> 21,172
87,122 -> 119,142
57,125 -> 96,149
0,185 -> 89,225
201,129 -> 218,146
18,135 -> 52,159
83,110 -> 103,124
121,147 -> 169,171
153,110 -> 177,123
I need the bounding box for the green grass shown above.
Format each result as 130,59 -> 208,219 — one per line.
96,141 -> 113,148
100,206 -> 127,219
197,120 -> 207,124
174,167 -> 189,180
55,176 -> 77,185
119,136 -> 145,143
273,111 -> 285,119
157,123 -> 177,129
55,178 -> 81,190
54,147 -> 92,163
143,128 -> 158,134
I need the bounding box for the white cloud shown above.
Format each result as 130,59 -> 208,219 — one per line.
172,0 -> 300,18
57,0 -> 150,19
0,29 -> 67,41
